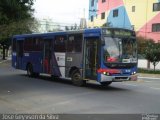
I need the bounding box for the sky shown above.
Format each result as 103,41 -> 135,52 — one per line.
33,0 -> 89,24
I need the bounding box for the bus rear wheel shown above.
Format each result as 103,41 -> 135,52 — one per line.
71,70 -> 86,86
27,64 -> 34,77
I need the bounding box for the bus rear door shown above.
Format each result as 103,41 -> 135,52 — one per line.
43,38 -> 52,74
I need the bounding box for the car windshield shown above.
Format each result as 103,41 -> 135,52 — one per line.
103,37 -> 137,63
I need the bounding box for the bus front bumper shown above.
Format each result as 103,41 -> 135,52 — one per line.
101,74 -> 138,82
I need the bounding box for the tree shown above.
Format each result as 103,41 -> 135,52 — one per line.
144,40 -> 160,71
0,0 -> 36,59
136,36 -> 148,58
73,23 -> 78,30
65,26 -> 70,31
102,22 -> 112,27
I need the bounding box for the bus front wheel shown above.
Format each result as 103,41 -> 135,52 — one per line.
71,70 -> 86,86
27,64 -> 34,77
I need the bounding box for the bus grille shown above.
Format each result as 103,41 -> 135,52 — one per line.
114,77 -> 129,81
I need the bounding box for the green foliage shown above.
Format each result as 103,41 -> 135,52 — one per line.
137,36 -> 160,71
0,0 -> 34,24
0,19 -> 38,41
0,0 -> 36,45
0,0 -> 37,59
137,37 -> 147,56
138,68 -> 160,74
102,22 -> 111,27
144,40 -> 160,71
65,26 -> 70,31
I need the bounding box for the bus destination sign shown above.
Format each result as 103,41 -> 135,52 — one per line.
103,29 -> 134,37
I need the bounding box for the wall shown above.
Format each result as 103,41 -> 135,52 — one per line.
138,59 -> 160,70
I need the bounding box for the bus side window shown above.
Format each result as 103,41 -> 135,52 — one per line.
34,37 -> 43,51
17,40 -> 24,57
67,34 -> 82,53
24,37 -> 33,51
24,37 -> 43,51
54,35 -> 67,52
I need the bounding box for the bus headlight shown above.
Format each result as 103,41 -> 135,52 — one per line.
103,72 -> 110,76
131,71 -> 136,75
107,73 -> 110,76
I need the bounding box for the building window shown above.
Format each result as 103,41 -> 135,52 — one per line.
91,0 -> 94,7
113,9 -> 118,17
101,12 -> 105,19
91,16 -> 94,22
102,0 -> 106,3
132,6 -> 135,12
153,3 -> 160,11
152,23 -> 160,32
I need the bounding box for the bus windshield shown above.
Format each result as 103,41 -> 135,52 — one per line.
103,36 -> 137,63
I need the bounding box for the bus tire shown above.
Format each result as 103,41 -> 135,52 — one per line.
27,64 -> 34,77
71,70 -> 86,86
100,82 -> 112,86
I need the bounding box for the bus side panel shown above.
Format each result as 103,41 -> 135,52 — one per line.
52,52 -> 65,77
23,52 -> 43,73
51,52 -> 61,77
65,53 -> 83,77
32,52 -> 43,73
12,52 -> 17,69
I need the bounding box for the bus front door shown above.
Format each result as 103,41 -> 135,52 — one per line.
16,40 -> 24,69
84,38 -> 99,80
43,39 -> 52,74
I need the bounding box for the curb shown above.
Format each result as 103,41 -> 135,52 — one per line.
138,76 -> 160,80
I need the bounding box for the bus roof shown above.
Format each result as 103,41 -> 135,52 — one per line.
12,27 -> 134,40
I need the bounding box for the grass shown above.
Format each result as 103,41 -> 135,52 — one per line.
138,68 -> 160,74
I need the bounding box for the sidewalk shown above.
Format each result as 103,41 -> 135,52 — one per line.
0,56 -> 11,63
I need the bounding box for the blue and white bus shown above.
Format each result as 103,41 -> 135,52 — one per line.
12,27 -> 138,86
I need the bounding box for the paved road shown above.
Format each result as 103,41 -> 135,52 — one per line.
0,60 -> 160,114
